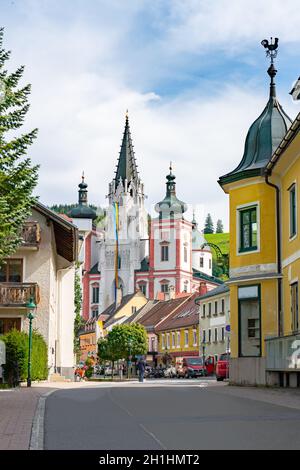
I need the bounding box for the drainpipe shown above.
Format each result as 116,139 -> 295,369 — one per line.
264,171 -> 282,337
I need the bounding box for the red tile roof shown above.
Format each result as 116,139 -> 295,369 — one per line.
138,297 -> 190,329
155,293 -> 199,332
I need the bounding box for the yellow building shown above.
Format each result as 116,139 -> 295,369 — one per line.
219,43 -> 300,386
155,293 -> 200,365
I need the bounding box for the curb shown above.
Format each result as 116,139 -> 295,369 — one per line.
29,390 -> 57,450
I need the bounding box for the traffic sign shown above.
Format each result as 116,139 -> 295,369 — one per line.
225,325 -> 230,332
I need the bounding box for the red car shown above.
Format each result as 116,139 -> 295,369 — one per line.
177,357 -> 207,378
215,353 -> 230,381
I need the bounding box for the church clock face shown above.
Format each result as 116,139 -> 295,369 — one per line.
0,80 -> 5,103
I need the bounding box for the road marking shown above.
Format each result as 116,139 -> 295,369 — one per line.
108,388 -> 167,450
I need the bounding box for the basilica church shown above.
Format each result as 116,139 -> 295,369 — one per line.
69,114 -> 222,320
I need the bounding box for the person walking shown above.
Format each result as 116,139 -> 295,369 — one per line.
137,358 -> 146,383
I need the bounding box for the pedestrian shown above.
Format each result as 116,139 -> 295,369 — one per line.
137,358 -> 146,383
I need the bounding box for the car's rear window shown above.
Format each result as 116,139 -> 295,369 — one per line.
219,353 -> 230,361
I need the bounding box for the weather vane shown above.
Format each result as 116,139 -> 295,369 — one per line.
261,37 -> 279,64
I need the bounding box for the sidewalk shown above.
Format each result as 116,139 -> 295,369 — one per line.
0,386 -> 52,450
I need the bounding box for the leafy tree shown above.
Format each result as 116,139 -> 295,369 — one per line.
203,213 -> 214,234
0,28 -> 39,264
97,324 -> 148,379
74,263 -> 84,360
216,219 -> 224,233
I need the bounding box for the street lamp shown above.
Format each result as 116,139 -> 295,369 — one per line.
26,296 -> 36,387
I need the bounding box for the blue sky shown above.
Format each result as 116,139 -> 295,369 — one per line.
1,0 -> 300,230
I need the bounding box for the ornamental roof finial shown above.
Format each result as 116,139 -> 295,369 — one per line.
261,37 -> 279,98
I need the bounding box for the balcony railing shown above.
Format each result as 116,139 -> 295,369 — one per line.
0,283 -> 40,306
21,222 -> 40,247
265,333 -> 300,371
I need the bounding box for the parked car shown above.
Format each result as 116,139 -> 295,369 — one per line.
215,353 -> 230,381
177,357 -> 207,378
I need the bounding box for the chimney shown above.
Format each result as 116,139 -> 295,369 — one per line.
199,282 -> 208,296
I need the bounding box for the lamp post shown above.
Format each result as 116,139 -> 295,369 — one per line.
26,296 -> 36,388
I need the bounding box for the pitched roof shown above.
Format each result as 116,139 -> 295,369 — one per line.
155,293 -> 199,332
192,268 -> 224,285
34,202 -> 78,263
100,293 -> 137,322
195,283 -> 229,301
123,300 -> 159,324
89,262 -> 100,274
138,297 -> 189,330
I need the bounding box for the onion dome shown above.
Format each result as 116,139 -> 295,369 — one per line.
219,39 -> 292,186
69,173 -> 97,220
155,164 -> 187,219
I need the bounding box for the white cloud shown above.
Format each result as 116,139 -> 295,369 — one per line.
1,0 -> 299,233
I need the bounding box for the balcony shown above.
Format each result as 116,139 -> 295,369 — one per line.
21,222 -> 40,248
0,283 -> 40,307
265,333 -> 300,371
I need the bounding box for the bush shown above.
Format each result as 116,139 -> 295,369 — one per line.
2,329 -> 48,385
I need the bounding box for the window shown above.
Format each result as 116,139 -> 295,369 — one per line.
221,299 -> 225,314
172,332 -> 175,348
166,333 -> 170,349
202,304 -> 206,318
161,283 -> 169,293
91,308 -> 98,318
184,246 -> 188,263
0,318 -> 21,335
151,337 -> 156,352
183,281 -> 188,293
214,301 -> 218,315
184,330 -> 189,347
200,257 -> 204,268
291,282 -> 299,332
176,331 -> 181,347
92,285 -> 99,304
131,306 -> 137,315
0,259 -> 23,283
193,329 -> 197,346
208,303 -> 212,317
202,330 -> 206,343
208,329 -> 211,343
209,259 -> 212,269
239,206 -> 258,252
162,334 -> 165,349
214,328 -> 218,342
161,245 -> 169,261
118,255 -> 122,269
238,285 -> 261,357
221,327 -> 225,342
289,184 -> 297,238
139,283 -> 147,296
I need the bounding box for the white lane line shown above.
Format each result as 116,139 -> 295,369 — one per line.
108,388 -> 167,450
139,423 -> 167,450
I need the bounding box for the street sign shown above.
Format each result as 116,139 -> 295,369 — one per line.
0,340 -> 6,365
225,325 -> 230,332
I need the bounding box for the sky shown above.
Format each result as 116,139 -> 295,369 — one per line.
1,0 -> 300,231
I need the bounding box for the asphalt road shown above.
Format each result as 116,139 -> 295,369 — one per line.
44,383 -> 300,450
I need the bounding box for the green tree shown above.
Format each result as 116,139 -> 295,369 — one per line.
204,213 -> 214,234
97,324 -> 148,379
0,28 -> 38,264
216,219 -> 224,233
74,263 -> 84,361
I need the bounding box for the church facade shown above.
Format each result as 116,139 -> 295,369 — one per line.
70,114 -> 222,319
